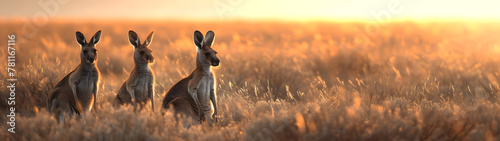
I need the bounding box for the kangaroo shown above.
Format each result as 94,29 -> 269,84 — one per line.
163,30 -> 219,125
48,30 -> 101,123
114,30 -> 155,111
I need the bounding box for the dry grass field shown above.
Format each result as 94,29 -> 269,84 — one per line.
1,21 -> 500,140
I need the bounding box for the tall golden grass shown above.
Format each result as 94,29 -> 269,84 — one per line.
1,21 -> 500,140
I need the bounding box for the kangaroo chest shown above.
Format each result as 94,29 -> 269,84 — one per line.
75,72 -> 97,105
130,73 -> 152,101
196,76 -> 213,106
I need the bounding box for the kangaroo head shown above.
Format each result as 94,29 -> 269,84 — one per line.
128,30 -> 155,64
76,30 -> 101,65
194,30 -> 219,66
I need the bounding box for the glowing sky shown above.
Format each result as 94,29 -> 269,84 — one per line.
1,0 -> 500,21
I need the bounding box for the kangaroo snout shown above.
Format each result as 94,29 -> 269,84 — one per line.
88,58 -> 95,64
212,59 -> 220,66
147,56 -> 155,63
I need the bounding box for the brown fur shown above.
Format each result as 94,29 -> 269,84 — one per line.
114,30 -> 155,111
163,30 -> 219,125
48,70 -> 81,122
48,30 -> 101,123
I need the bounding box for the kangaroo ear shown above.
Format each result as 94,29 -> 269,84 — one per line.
193,30 -> 203,48
128,30 -> 140,49
203,31 -> 215,47
143,31 -> 154,47
76,31 -> 87,46
89,30 -> 101,46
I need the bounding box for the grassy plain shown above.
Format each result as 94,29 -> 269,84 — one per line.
1,21 -> 500,140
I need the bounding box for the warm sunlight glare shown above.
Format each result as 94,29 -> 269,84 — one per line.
1,0 -> 500,21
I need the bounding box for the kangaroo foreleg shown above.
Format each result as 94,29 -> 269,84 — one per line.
149,83 -> 154,111
210,88 -> 217,123
189,88 -> 204,122
92,78 -> 98,113
127,85 -> 138,109
70,75 -> 83,113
